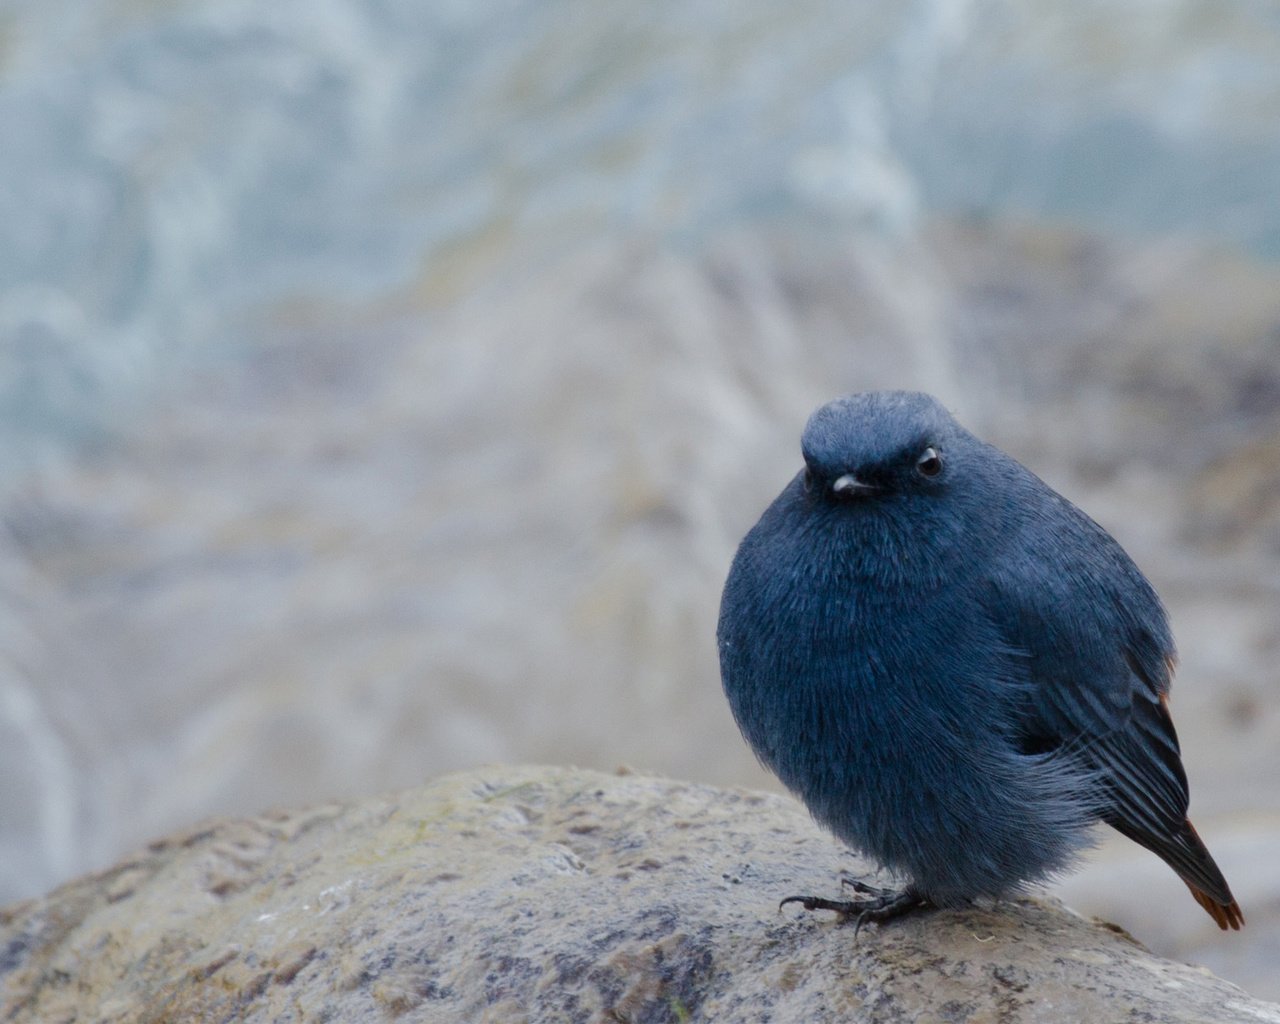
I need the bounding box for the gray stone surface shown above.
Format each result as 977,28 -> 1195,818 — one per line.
2,765 -> 1276,1023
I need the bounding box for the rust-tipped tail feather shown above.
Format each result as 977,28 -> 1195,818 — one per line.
1186,881 -> 1244,931
1110,815 -> 1243,930
1164,818 -> 1243,930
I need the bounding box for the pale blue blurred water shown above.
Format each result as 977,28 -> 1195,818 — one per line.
3,0 -> 1280,479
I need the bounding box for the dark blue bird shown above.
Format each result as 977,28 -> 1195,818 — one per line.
718,391 -> 1242,930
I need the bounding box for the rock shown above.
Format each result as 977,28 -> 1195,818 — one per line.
1,765 -> 1276,1023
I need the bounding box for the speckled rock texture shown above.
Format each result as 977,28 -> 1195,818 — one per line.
2,765 -> 1276,1023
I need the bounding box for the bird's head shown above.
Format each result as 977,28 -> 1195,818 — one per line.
800,391 -> 963,507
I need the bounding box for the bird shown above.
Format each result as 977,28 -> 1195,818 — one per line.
717,390 -> 1243,930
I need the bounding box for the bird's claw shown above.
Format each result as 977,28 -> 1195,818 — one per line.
779,882 -> 931,937
839,875 -> 897,900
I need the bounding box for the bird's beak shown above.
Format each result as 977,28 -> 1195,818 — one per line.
831,473 -> 878,496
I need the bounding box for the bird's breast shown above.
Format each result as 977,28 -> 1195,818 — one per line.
720,534 -> 1013,767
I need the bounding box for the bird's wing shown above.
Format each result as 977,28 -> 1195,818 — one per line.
982,499 -> 1238,916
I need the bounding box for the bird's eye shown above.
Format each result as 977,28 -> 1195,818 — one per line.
916,447 -> 943,477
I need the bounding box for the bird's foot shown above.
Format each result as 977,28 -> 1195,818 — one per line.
780,879 -> 931,934
838,875 -> 898,901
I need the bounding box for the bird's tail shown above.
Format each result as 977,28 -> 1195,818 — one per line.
1176,819 -> 1244,930
1186,879 -> 1244,930
1121,816 -> 1244,931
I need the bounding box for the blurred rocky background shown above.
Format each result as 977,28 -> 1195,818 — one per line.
1,0 -> 1277,999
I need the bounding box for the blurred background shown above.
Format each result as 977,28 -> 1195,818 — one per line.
2,0 -> 1279,998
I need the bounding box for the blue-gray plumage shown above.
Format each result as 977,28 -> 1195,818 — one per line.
718,391 -> 1242,929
